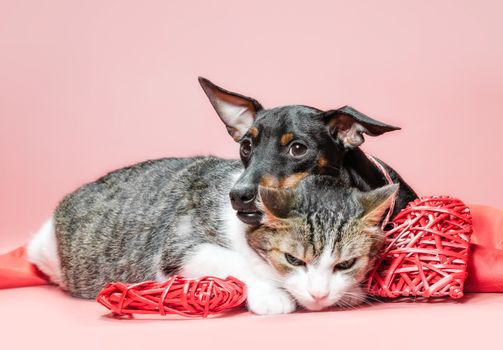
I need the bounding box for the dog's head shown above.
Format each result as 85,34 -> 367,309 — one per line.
199,77 -> 400,225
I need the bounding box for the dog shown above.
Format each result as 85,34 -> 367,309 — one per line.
199,77 -> 418,226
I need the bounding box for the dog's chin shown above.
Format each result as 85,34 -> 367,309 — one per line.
236,211 -> 262,226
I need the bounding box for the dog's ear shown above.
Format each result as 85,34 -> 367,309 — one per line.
323,106 -> 400,148
199,77 -> 263,141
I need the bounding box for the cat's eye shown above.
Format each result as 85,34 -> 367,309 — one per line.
334,258 -> 357,271
284,253 -> 306,267
240,140 -> 252,158
288,142 -> 308,158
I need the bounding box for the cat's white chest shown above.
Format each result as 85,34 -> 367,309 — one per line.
173,201 -> 280,285
220,202 -> 279,282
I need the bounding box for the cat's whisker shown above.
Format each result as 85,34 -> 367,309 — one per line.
364,295 -> 384,304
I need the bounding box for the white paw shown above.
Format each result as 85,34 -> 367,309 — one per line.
247,285 -> 296,315
335,286 -> 366,308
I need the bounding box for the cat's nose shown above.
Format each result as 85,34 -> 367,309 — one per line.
310,291 -> 329,302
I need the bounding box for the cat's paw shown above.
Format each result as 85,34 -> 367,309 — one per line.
335,286 -> 366,308
246,285 -> 296,315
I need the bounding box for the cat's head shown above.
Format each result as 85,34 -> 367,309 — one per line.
247,176 -> 397,311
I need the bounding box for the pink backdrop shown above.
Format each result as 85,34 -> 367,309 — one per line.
1,0 -> 502,251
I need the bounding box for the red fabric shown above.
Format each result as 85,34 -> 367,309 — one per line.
0,204 -> 502,293
465,204 -> 503,292
0,245 -> 50,289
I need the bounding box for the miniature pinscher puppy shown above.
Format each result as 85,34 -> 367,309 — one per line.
199,77 -> 417,225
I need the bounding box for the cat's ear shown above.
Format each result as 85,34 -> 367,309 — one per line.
257,186 -> 296,223
199,77 -> 263,141
357,184 -> 399,226
322,106 -> 400,149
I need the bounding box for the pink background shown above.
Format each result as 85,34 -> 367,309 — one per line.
1,1 -> 503,348
2,0 -> 503,249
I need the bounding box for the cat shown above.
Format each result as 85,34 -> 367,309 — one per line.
27,156 -> 397,315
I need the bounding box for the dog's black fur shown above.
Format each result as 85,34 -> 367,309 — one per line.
199,77 -> 417,225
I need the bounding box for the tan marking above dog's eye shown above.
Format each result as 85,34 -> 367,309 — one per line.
280,133 -> 294,145
249,127 -> 259,138
318,155 -> 328,168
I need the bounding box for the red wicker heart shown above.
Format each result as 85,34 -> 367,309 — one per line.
367,196 -> 472,299
96,276 -> 247,318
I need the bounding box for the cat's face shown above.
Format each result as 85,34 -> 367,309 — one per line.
247,176 -> 397,311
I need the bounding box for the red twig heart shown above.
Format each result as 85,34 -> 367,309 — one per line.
96,276 -> 247,317
367,196 -> 472,299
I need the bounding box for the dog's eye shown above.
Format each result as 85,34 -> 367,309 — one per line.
289,142 -> 308,157
285,253 -> 306,267
334,258 -> 357,271
240,140 -> 252,158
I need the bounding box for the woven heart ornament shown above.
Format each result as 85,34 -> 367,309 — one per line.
97,276 -> 247,318
367,196 -> 472,299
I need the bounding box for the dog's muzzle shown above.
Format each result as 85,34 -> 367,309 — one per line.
229,185 -> 262,226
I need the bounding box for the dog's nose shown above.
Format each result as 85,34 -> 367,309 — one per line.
229,186 -> 256,208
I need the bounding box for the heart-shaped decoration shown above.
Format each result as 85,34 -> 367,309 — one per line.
367,196 -> 472,299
